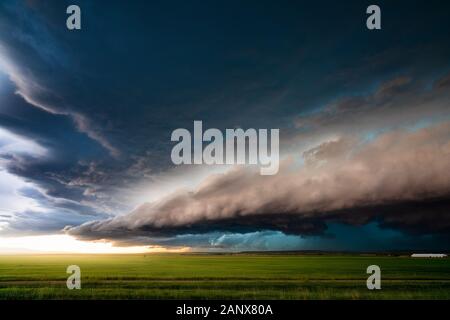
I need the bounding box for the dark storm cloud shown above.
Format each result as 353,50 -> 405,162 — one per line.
2,0 -> 450,167
0,1 -> 119,157
68,214 -> 329,241
1,0 -> 450,250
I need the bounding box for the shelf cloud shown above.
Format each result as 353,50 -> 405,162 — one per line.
68,120 -> 450,244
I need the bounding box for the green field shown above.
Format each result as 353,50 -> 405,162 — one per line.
0,254 -> 449,299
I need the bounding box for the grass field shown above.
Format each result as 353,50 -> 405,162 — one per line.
0,253 -> 449,299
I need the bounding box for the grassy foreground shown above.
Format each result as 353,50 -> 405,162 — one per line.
0,254 -> 449,299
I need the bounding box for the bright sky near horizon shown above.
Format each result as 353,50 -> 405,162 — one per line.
0,234 -> 189,254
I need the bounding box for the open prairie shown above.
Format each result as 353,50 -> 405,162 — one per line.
0,254 -> 449,299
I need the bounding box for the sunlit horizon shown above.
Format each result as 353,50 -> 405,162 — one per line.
0,234 -> 190,254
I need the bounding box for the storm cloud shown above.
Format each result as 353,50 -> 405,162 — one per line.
1,0 -> 450,250
68,120 -> 450,243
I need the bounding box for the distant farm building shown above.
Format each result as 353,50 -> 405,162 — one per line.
411,253 -> 447,258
